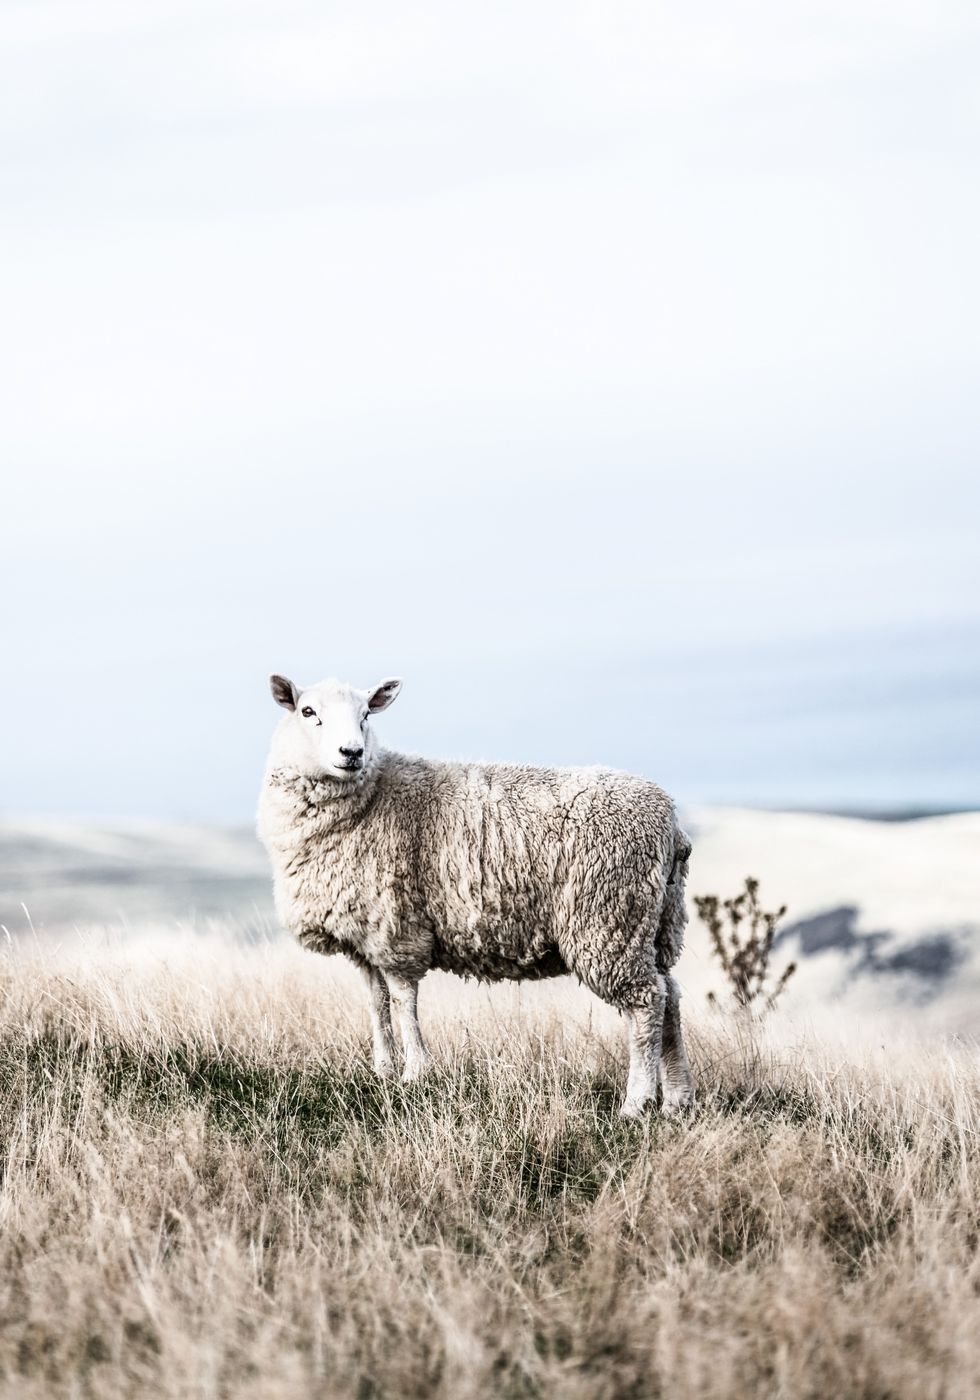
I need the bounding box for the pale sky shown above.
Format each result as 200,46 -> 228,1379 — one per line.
3,1 -> 979,820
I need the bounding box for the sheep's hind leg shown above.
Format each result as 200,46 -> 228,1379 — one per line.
385,973 -> 433,1083
621,975 -> 667,1119
660,973 -> 695,1114
360,965 -> 398,1079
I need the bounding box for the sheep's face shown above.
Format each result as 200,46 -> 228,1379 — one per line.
269,675 -> 401,781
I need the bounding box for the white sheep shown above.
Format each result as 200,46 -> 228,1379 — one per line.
257,674 -> 694,1116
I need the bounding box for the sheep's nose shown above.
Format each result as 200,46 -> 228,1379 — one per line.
339,744 -> 364,760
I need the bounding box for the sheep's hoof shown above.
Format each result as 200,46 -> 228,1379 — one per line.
401,1057 -> 433,1084
661,1090 -> 696,1117
373,1060 -> 397,1081
619,1098 -> 653,1120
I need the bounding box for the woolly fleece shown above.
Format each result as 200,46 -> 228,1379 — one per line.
258,751 -> 690,1009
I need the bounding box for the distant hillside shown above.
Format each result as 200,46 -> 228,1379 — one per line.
683,807 -> 980,1036
0,822 -> 272,935
2,808 -> 978,1035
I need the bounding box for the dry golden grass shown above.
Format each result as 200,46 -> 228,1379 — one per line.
1,931 -> 978,1399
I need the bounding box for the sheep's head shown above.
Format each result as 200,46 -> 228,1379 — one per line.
268,674 -> 401,781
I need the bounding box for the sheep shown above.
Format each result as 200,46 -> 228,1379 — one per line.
257,673 -> 694,1117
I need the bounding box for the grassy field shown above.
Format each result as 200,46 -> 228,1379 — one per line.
1,934 -> 978,1399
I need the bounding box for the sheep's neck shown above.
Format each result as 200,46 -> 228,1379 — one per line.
266,762 -> 382,825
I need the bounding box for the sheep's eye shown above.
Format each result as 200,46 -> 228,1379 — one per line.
301,706 -> 316,718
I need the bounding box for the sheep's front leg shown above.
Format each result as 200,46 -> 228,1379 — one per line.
360,965 -> 397,1079
621,976 -> 667,1118
385,973 -> 433,1082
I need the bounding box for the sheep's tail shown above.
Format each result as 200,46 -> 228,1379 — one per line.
655,820 -> 692,972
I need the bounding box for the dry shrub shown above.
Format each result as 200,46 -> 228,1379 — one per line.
695,876 -> 796,1012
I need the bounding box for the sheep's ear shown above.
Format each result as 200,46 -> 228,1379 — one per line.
367,677 -> 402,713
270,674 -> 299,711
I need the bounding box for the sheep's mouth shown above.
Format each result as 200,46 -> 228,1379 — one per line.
333,761 -> 363,775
